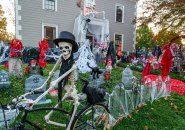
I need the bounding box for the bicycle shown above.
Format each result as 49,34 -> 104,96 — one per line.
4,78 -> 109,130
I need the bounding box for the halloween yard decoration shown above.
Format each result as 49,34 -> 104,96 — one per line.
0,42 -> 9,64
76,40 -> 97,73
106,41 -> 116,67
8,39 -> 23,78
25,60 -> 43,77
0,31 -> 108,130
160,43 -> 178,77
0,70 -> 11,90
24,39 -> 48,76
87,62 -> 102,79
44,31 -> 80,129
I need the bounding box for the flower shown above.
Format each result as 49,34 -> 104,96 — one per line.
9,39 -> 23,58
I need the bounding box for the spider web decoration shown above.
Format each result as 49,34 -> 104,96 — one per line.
76,40 -> 97,73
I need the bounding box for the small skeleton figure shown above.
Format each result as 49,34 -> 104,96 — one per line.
25,59 -> 43,77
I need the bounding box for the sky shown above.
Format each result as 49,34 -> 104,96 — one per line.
0,0 -> 15,34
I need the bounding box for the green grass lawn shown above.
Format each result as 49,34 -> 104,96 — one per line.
0,64 -> 185,130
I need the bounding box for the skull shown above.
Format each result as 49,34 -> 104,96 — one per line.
58,42 -> 72,60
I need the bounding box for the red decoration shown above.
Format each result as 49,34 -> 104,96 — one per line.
37,39 -> 49,68
9,39 -> 23,58
4,62 -> 9,69
39,39 -> 49,52
160,47 -> 173,77
104,71 -> 111,80
24,66 -> 30,75
142,58 -> 152,77
143,75 -> 185,95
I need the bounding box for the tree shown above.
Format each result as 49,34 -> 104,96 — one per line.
136,24 -> 155,49
0,4 -> 14,41
153,30 -> 182,46
138,0 -> 185,33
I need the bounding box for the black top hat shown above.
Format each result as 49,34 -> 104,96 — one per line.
53,31 -> 78,53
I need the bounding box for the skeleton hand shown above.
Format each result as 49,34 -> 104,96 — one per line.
50,80 -> 58,88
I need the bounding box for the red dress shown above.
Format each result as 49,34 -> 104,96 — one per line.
142,58 -> 152,77
160,47 -> 173,76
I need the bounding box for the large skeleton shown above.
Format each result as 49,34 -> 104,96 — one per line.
43,41 -> 80,130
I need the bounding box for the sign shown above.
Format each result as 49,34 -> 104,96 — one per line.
0,70 -> 11,89
25,75 -> 51,104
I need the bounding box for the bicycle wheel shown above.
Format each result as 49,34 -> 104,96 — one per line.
71,103 -> 109,130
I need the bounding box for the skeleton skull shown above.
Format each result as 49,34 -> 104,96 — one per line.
58,42 -> 72,60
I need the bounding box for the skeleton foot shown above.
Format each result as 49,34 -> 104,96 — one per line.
44,102 -> 61,123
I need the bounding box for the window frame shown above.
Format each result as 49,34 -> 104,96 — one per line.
115,4 -> 124,23
114,33 -> 124,51
42,0 -> 57,11
42,23 -> 58,47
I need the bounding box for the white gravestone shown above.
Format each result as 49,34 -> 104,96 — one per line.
9,58 -> 22,78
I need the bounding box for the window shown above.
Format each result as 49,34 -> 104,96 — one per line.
43,0 -> 57,11
42,23 -> 58,48
114,33 -> 124,51
115,4 -> 124,23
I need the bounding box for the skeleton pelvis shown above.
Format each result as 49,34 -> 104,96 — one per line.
64,85 -> 76,93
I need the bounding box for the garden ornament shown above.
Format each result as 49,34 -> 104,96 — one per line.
44,31 -> 80,130
122,65 -> 133,90
8,39 -> 23,78
160,43 -> 176,77
106,58 -> 112,73
24,39 -> 48,76
24,59 -> 43,76
87,62 -> 103,79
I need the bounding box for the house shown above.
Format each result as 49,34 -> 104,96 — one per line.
15,0 -> 138,52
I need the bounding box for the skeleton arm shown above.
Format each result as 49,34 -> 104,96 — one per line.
32,54 -> 62,92
49,54 -> 62,76
33,64 -> 77,104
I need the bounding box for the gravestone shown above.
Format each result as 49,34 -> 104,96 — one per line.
51,70 -> 60,88
0,70 -> 11,89
9,58 -> 22,78
25,75 -> 51,104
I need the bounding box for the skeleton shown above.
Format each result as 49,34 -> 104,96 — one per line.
42,41 -> 80,130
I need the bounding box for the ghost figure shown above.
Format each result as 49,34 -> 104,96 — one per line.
76,40 -> 97,73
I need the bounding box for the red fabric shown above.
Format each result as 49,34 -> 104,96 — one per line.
160,47 -> 173,77
104,71 -> 111,80
130,53 -> 135,59
38,59 -> 47,68
144,75 -> 185,95
142,58 -> 152,77
25,66 -> 30,74
38,39 -> 49,68
10,39 -> 23,58
4,62 -> 9,69
39,39 -> 49,51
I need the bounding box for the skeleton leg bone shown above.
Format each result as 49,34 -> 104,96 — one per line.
66,93 -> 79,130
44,87 -> 79,128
